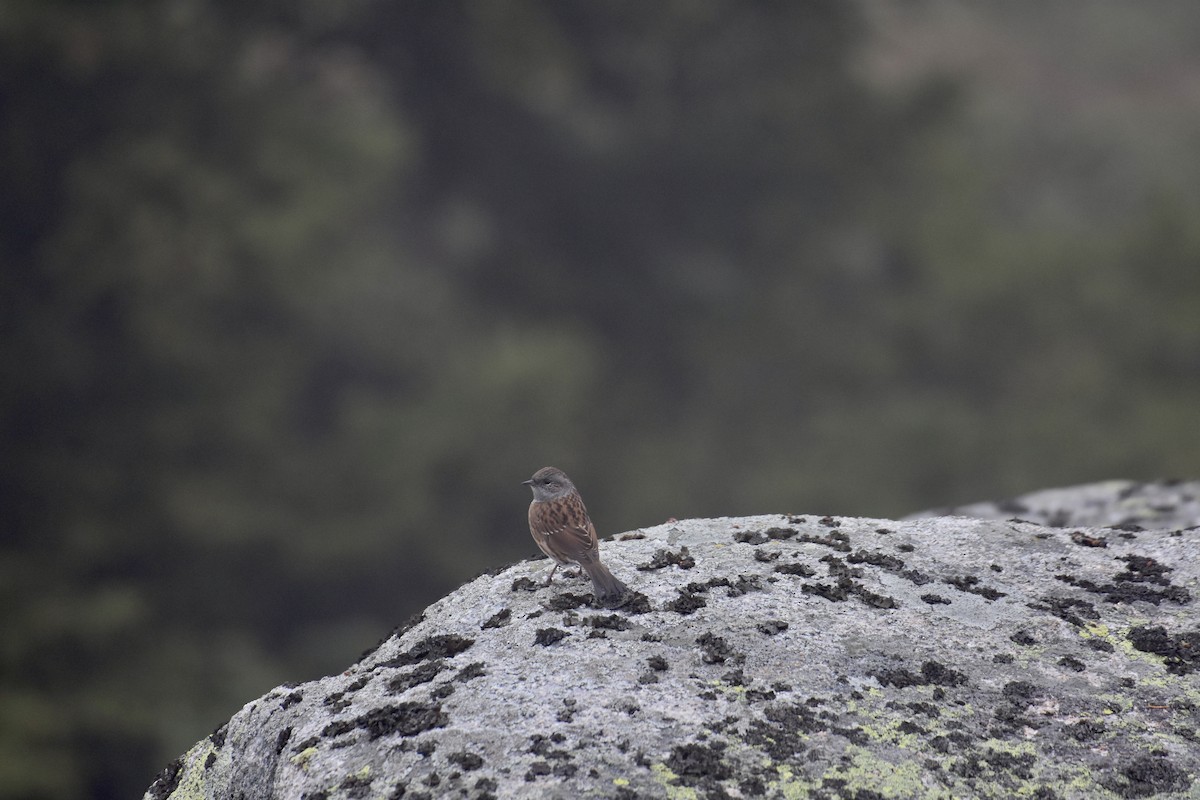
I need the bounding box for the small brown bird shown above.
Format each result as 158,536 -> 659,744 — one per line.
524,466 -> 629,606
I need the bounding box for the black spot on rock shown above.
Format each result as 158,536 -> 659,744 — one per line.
754,548 -> 782,562
774,562 -> 817,577
647,655 -> 669,671
534,628 -> 568,646
275,727 -> 292,755
921,594 -> 951,605
281,691 -> 303,709
145,758 -> 184,800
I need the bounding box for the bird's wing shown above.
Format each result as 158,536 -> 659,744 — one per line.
529,493 -> 600,564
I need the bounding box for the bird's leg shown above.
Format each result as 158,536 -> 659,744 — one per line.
542,562 -> 559,587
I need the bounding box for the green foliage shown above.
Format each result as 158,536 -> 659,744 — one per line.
2,2 -> 1200,799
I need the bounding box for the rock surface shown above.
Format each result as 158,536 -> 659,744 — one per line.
147,480 -> 1200,800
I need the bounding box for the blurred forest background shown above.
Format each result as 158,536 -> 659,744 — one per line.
3,1 -> 1200,797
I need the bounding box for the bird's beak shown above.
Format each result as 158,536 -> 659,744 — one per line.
521,479 -> 534,486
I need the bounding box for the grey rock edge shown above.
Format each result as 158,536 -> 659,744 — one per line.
147,480 -> 1200,800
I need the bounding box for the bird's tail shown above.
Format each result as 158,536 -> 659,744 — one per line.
582,561 -> 630,607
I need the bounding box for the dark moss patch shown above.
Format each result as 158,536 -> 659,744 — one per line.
900,568 -> 934,585
1057,656 -> 1086,672
638,546 -> 696,571
764,526 -> 799,540
454,661 -> 486,682
377,635 -> 475,668
1010,630 -> 1037,646
665,588 -> 707,615
1084,637 -> 1116,653
510,577 -> 541,593
340,773 -> 374,799
872,661 -> 967,689
291,735 -> 319,753
481,608 -> 511,629
745,703 -> 826,760
387,660 -> 446,694
1055,560 -> 1192,606
697,633 -> 736,664
757,620 -> 789,636
145,758 -> 183,800
281,691 -> 304,709
1128,625 -> 1200,675
323,702 -> 447,740
1065,720 -> 1106,741
534,627 -> 568,646
448,751 -> 484,770
1115,554 -> 1173,583
794,528 -> 852,552
209,724 -> 227,748
1101,755 -> 1192,798
647,655 -> 669,671
1069,531 -> 1108,547
774,562 -> 817,577
802,575 -> 898,608
754,548 -> 782,562
921,593 -> 951,605
727,574 -> 765,596
1031,594 -> 1099,626
587,613 -> 632,631
847,549 -> 905,571
665,741 -> 733,784
945,575 -> 1007,600
556,699 -> 577,722
546,592 -> 590,610
275,727 -> 292,755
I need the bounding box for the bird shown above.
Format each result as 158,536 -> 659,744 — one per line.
523,466 -> 629,606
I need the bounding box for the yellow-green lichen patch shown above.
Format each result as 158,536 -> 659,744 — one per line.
819,747 -> 951,799
165,742 -> 217,800
649,763 -> 699,800
290,746 -> 319,770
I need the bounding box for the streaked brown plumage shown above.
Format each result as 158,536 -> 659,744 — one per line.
524,466 -> 629,606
